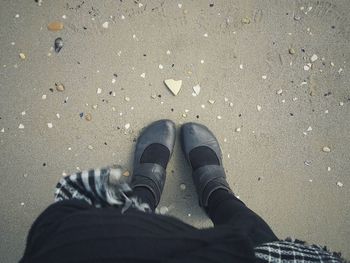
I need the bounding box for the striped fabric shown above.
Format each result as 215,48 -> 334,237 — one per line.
254,239 -> 345,263
54,165 -> 151,213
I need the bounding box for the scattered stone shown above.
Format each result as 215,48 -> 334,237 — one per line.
88,145 -> 94,150
54,37 -> 63,53
123,171 -> 130,177
124,123 -> 130,129
102,21 -> 109,28
208,100 -> 215,104
164,79 -> 182,96
97,88 -> 102,94
55,83 -> 65,92
276,89 -> 283,95
239,64 -> 244,69
47,21 -> 64,31
21,111 -> 26,116
178,3 -> 182,8
193,84 -> 201,95
200,60 -> 204,64
339,102 -> 344,106
19,53 -> 26,60
235,127 -> 241,132
140,73 -> 146,78
180,183 -> 186,190
1,128 -> 4,133
166,50 -> 171,55
262,75 -> 267,80
327,167 -> 331,172
288,48 -> 295,55
229,102 -> 234,107
159,64 -> 164,69
310,54 -> 318,62
304,65 -> 310,71
257,105 -> 262,111
304,160 -> 312,166
182,113 -> 187,118
322,146 -> 331,153
336,181 -> 343,188
42,94 -> 47,100
151,94 -> 157,99
217,115 -> 222,120
92,104 -> 98,109
56,113 -> 60,119
125,97 -> 130,102
203,33 -> 208,37
18,124 -> 24,129
307,126 -> 312,132
241,17 -> 251,24
47,123 -> 53,128
85,113 -> 92,121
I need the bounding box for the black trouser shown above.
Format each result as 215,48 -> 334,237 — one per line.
134,187 -> 278,247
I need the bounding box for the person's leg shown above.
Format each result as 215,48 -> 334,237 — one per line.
206,189 -> 278,246
181,122 -> 278,247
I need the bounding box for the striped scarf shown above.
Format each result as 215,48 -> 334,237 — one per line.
54,165 -> 151,213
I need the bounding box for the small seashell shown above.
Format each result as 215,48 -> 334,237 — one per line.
241,17 -> 251,24
54,37 -> 63,53
288,48 -> 295,55
85,113 -> 92,121
322,146 -> 331,153
47,21 -> 64,31
55,83 -> 65,92
310,54 -> 318,62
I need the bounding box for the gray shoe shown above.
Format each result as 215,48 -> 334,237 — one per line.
181,122 -> 232,207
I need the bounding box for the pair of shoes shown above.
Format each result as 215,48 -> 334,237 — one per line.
131,119 -> 232,208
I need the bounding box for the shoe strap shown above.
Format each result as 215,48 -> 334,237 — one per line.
193,165 -> 231,207
132,163 -> 166,206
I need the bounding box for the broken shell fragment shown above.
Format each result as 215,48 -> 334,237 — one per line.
85,113 -> 92,121
54,37 -> 63,53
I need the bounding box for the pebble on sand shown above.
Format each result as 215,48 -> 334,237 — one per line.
288,48 -> 295,55
310,54 -> 318,62
19,53 -> 26,60
257,105 -> 262,111
47,123 -> 53,128
85,113 -> 92,121
322,146 -> 331,153
102,22 -> 109,28
241,17 -> 251,24
47,21 -> 64,31
276,89 -> 283,95
55,83 -> 65,92
18,124 -> 24,129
